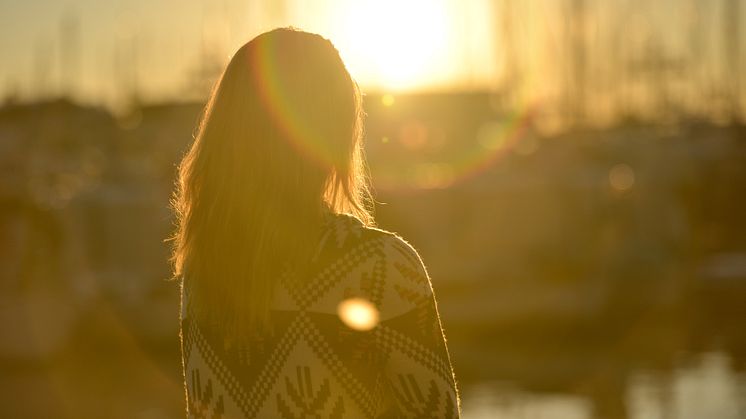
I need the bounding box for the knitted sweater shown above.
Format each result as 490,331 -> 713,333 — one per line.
179,213 -> 460,418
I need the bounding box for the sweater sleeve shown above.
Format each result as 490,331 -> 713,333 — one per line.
376,235 -> 461,418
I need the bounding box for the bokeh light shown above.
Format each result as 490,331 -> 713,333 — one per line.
337,297 -> 380,331
381,94 -> 396,107
609,163 -> 636,192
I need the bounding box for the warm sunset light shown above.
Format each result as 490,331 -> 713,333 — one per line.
2,1 -> 746,417
337,297 -> 380,331
327,0 -> 453,91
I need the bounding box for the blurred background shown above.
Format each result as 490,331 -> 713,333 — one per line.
1,0 -> 745,418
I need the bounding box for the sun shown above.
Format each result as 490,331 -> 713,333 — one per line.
329,0 -> 452,91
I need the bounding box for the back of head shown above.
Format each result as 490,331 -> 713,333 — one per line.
171,28 -> 373,337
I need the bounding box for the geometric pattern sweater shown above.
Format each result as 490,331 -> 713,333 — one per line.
179,213 -> 461,418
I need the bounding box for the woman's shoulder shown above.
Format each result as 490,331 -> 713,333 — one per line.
319,213 -> 433,318
321,213 -> 425,267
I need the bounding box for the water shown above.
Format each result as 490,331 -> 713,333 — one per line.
463,352 -> 746,419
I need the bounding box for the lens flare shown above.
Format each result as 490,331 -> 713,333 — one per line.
251,34 -> 353,170
449,103 -> 539,186
337,297 -> 379,331
399,120 -> 428,150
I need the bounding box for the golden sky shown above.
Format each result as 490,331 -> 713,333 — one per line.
0,0 -> 741,117
0,0 -> 501,107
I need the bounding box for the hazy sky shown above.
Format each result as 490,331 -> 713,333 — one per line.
0,0 -> 500,108
0,0 -> 742,114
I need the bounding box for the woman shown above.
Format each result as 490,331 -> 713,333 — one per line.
170,28 -> 460,418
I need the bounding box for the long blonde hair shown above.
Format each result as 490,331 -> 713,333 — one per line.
170,28 -> 373,338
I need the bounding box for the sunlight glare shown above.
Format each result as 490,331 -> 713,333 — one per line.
330,0 -> 452,91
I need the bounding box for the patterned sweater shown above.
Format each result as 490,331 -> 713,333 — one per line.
179,213 -> 460,418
